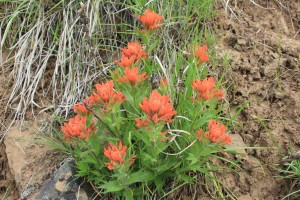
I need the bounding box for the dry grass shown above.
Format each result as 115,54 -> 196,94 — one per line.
0,0 -> 215,127
1,1 -> 134,124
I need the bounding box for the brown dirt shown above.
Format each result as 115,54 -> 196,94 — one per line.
0,49 -> 19,199
214,0 -> 300,199
0,143 -> 17,200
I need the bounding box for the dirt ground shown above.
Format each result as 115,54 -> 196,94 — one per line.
0,50 -> 19,199
214,0 -> 300,199
0,0 -> 299,199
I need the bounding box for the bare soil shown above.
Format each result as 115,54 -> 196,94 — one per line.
0,0 -> 300,199
214,0 -> 300,199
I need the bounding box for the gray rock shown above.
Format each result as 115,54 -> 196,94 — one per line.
36,160 -> 93,200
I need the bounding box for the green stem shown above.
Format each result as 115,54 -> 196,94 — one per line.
84,141 -> 102,167
84,103 -> 118,137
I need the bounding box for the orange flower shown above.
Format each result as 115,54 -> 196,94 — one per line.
192,77 -> 224,100
138,90 -> 176,125
85,80 -> 126,109
192,45 -> 209,64
121,42 -> 147,61
117,67 -> 148,86
138,9 -> 163,31
115,54 -> 135,68
192,77 -> 215,93
61,115 -> 96,141
205,120 -> 231,144
73,103 -> 90,116
104,141 -> 136,170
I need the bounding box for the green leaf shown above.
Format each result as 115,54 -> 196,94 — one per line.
186,153 -> 198,165
123,170 -> 154,185
100,181 -> 123,193
148,38 -> 161,52
177,173 -> 195,183
156,159 -> 178,173
154,178 -> 164,194
124,189 -> 134,200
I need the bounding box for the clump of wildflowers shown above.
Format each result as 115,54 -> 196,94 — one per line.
192,77 -> 224,100
58,7 -> 235,199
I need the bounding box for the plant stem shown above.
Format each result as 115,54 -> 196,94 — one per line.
84,103 -> 117,137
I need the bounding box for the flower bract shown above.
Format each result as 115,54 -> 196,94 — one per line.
85,80 -> 126,110
205,120 -> 231,144
192,45 -> 209,65
138,9 -> 163,31
104,141 -> 135,170
137,90 -> 176,126
121,42 -> 147,62
117,67 -> 148,86
192,77 -> 224,100
61,115 -> 96,141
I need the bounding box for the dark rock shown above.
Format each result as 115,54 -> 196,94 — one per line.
36,160 -> 96,200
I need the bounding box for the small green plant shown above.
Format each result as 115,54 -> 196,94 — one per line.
277,158 -> 300,199
54,8 -> 234,199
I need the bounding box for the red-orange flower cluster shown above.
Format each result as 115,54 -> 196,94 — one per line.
192,77 -> 224,100
136,90 -> 176,127
138,9 -> 163,31
104,141 -> 136,170
117,67 -> 148,86
73,103 -> 90,116
115,42 -> 147,68
115,54 -> 135,68
192,45 -> 209,65
61,115 -> 96,141
84,80 -> 126,110
205,120 -> 231,144
122,42 -> 148,61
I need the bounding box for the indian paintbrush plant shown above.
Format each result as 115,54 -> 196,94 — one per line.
58,8 -> 233,198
